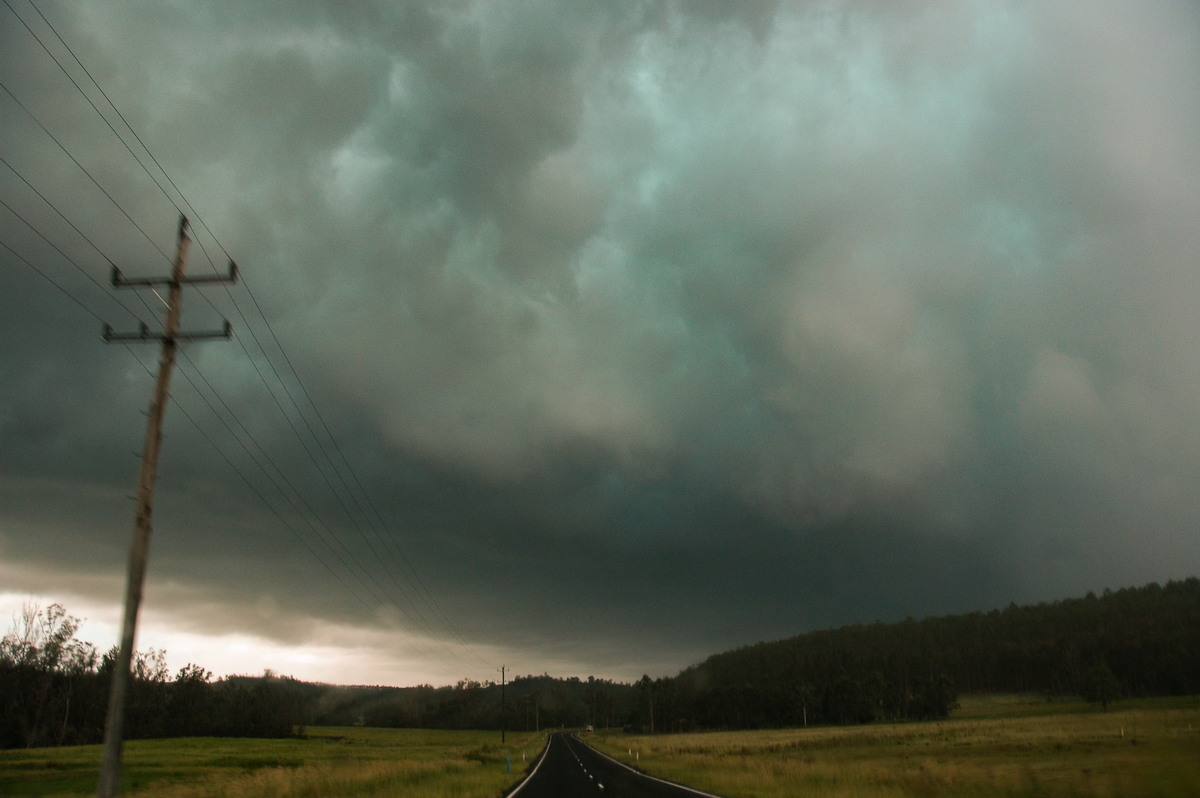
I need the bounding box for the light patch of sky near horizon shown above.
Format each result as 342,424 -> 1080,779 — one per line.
0,592 -> 494,687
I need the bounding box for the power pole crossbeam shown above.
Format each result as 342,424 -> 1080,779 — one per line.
97,215 -> 235,798
103,321 -> 232,342
111,260 -> 237,287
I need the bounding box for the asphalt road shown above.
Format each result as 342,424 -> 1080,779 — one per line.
508,732 -> 724,798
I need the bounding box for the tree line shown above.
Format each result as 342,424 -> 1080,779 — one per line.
0,603 -> 305,748
4,577 -> 1197,747
233,577 -> 1200,734
308,673 -> 631,732
642,577 -> 1200,732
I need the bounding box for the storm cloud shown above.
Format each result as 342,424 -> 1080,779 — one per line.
3,0 -> 1200,684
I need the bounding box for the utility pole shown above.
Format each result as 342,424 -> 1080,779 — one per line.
97,215 -> 235,798
500,665 -> 506,744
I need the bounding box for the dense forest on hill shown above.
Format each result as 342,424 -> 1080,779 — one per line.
3,578 -> 1197,747
655,577 -> 1200,731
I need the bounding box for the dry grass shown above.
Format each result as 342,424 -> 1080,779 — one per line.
0,727 -> 546,798
6,698 -> 1197,797
589,695 -> 1200,798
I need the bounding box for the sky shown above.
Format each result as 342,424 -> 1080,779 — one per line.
3,0 -> 1200,688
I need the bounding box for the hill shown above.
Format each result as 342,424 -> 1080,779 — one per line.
647,577 -> 1200,731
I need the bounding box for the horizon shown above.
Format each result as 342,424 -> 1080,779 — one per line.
5,575 -> 1189,690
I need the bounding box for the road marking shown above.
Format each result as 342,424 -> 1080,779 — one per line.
574,736 -> 727,798
505,734 -> 552,797
511,732 -> 724,797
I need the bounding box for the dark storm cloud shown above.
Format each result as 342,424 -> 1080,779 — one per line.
4,0 -> 1200,683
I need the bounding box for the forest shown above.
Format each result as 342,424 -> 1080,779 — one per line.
651,577 -> 1200,731
2,577 -> 1197,748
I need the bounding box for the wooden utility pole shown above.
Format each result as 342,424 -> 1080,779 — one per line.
97,215 -> 235,798
500,665 -> 507,744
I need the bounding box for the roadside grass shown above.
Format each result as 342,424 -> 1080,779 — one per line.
6,698 -> 1198,797
589,695 -> 1200,798
0,727 -> 546,798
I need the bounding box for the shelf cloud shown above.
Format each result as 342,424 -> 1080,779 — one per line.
3,0 -> 1200,684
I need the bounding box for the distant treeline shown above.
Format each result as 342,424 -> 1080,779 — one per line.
3,578 -> 1197,747
316,578 -> 1200,733
308,673 -> 630,732
0,604 -> 304,748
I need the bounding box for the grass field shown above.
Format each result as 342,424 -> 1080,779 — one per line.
589,694 -> 1200,798
4,696 -> 1199,797
0,727 -> 544,798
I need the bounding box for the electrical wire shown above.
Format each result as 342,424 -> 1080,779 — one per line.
1,236 -> 106,324
0,82 -> 171,264
1,0 -> 494,672
0,197 -> 143,324
2,0 -> 185,217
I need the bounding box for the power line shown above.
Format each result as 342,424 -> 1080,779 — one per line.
3,3 -> 491,670
1,0 -> 184,218
166,386 -> 374,612
4,17 -> 467,639
23,0 -> 192,216
3,166 -> 477,668
225,273 -> 490,662
1,85 -> 422,624
172,351 -> 472,666
0,154 -> 171,322
0,83 -> 172,264
0,197 -> 143,324
5,0 -> 455,617
171,357 -> 411,618
0,219 -> 464,667
241,290 -> 484,652
0,236 -> 106,324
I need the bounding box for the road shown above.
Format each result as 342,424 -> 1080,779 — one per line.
507,732 -> 724,798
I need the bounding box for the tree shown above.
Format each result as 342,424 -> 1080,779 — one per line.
167,664 -> 213,736
0,603 -> 97,747
825,675 -> 874,725
1081,662 -> 1122,711
1,603 -> 94,674
637,675 -> 656,733
910,674 -> 958,720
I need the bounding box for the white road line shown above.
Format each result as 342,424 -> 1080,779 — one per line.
505,734 -> 552,797
574,736 -> 727,798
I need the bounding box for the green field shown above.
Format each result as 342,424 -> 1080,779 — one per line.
590,694 -> 1200,797
0,727 -> 544,798
4,696 -> 1199,797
